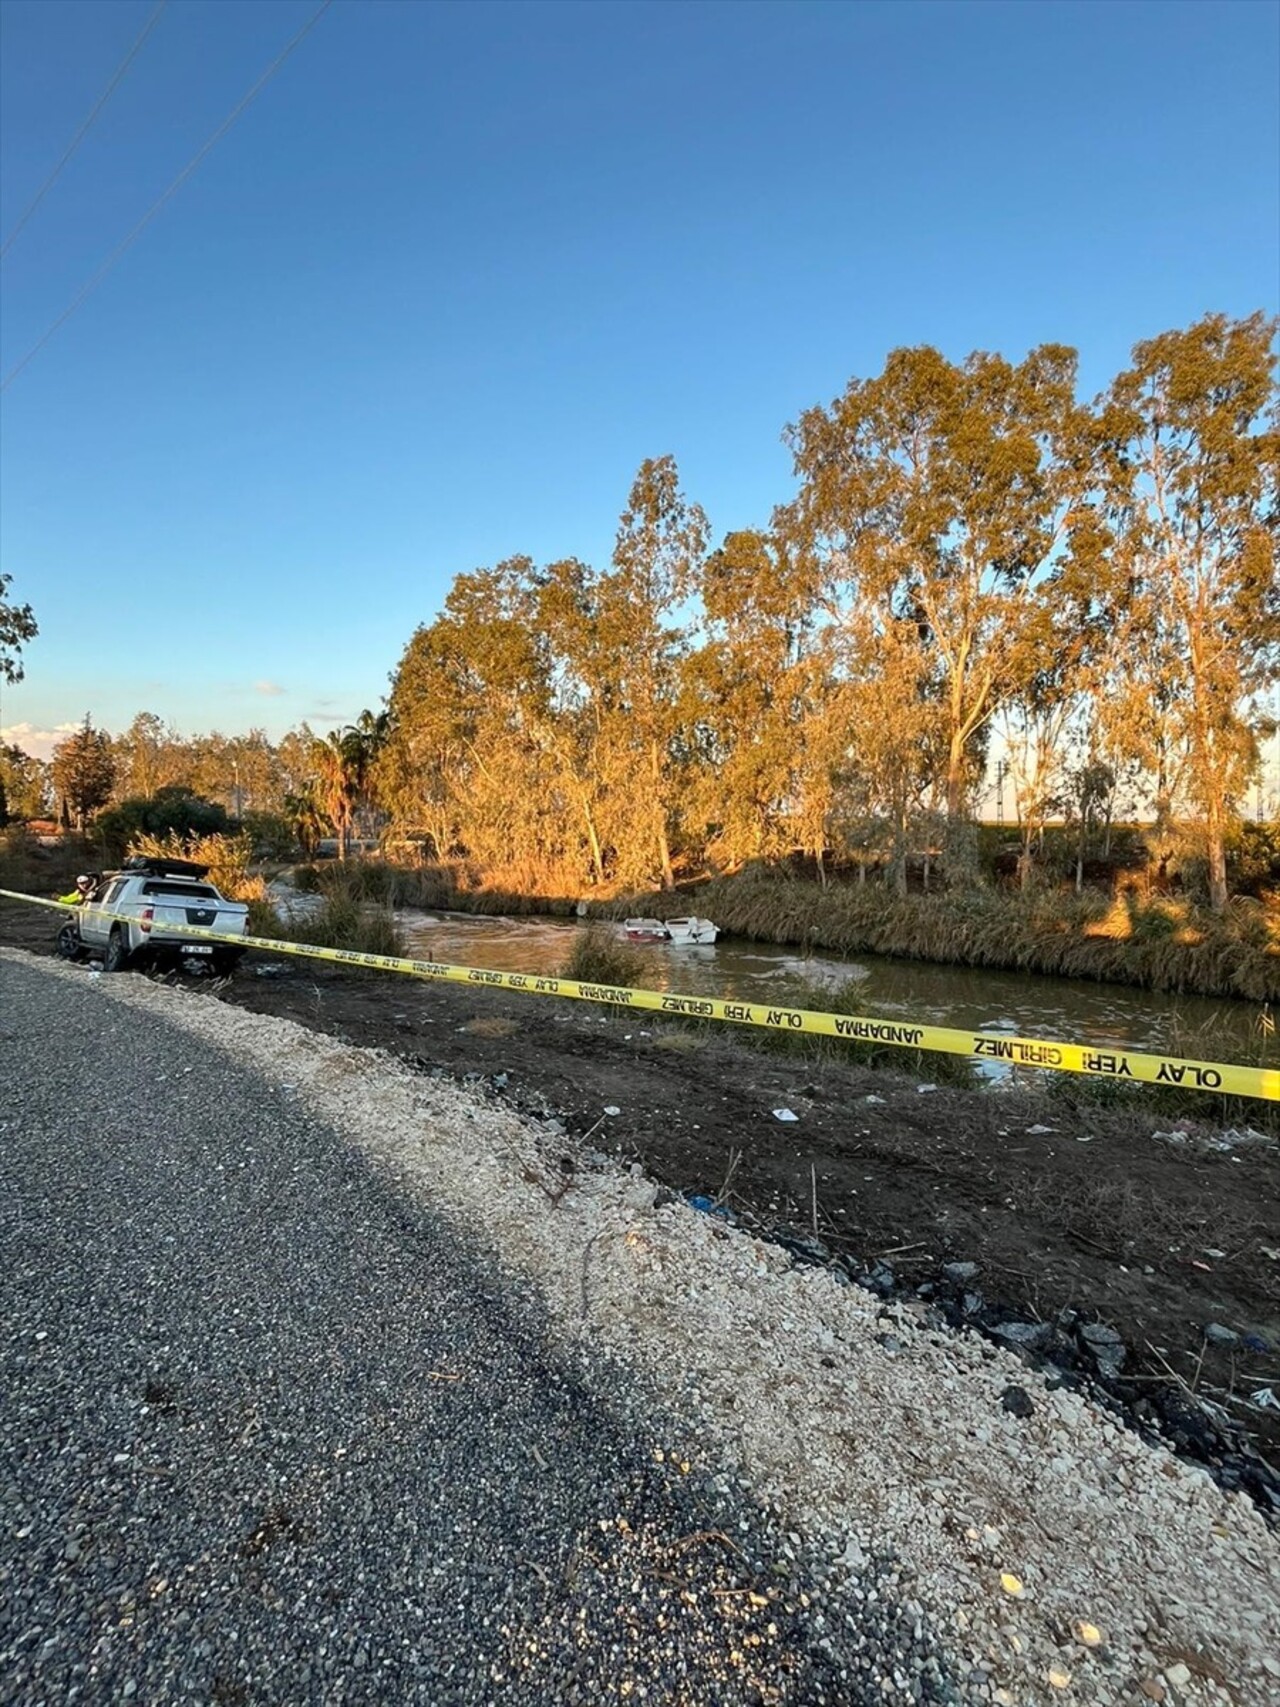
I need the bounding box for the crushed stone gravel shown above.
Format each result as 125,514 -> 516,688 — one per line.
1,952 -> 967,1706
5,950 -> 1279,1706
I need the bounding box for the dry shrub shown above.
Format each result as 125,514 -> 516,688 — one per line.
129,831 -> 266,901
651,1031 -> 709,1054
561,925 -> 646,988
464,1015 -> 520,1038
287,893 -> 403,956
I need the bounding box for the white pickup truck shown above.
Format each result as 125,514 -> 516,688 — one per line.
74,856 -> 250,974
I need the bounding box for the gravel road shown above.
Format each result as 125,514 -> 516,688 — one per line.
0,953 -> 964,1706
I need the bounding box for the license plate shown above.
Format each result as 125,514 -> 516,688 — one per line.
182,945 -> 214,955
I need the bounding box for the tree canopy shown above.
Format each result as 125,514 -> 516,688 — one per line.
0,573 -> 38,685
8,313 -> 1274,909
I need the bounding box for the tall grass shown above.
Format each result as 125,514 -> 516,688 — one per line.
280,856 -> 1278,1001
129,831 -> 266,902
293,858 -> 582,918
598,874 -> 1279,1002
256,864 -> 405,955
560,925 -> 646,987
0,826 -> 90,893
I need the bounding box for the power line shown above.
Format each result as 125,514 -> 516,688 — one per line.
1,0 -> 335,395
0,0 -> 170,263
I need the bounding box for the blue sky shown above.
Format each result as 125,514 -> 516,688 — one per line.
1,0 -> 1277,759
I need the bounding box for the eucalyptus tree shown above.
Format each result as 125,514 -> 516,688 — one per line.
1104,311 -> 1278,909
683,527 -> 809,867
599,456 -> 709,888
784,343 -> 1111,857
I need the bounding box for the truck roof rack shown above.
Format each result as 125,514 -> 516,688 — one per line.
121,855 -> 211,880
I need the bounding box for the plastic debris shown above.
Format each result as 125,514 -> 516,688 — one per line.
1048,1669 -> 1072,1690
1250,1387 -> 1278,1409
772,1108 -> 799,1122
1000,1572 -> 1025,1598
1025,1124 -> 1056,1135
684,1193 -> 734,1221
1074,1621 -> 1103,1648
603,1105 -> 621,1116
916,1084 -> 938,1095
863,1094 -> 886,1105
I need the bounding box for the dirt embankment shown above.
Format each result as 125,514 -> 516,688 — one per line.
4,891 -> 1276,1506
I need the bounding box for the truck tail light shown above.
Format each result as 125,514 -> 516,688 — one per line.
140,907 -> 154,933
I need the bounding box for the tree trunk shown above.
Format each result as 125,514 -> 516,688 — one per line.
1018,808 -> 1035,890
580,796 -> 604,887
1206,796 -> 1229,912
946,729 -> 967,820
891,812 -> 909,897
650,742 -> 673,890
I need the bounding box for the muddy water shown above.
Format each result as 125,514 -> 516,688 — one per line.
387,907 -> 1260,1070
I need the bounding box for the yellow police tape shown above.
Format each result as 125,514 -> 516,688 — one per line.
3,888 -> 1276,1102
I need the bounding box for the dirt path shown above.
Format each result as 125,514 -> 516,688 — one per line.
3,900 -> 1277,1502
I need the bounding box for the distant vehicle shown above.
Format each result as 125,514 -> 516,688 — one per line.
623,915 -> 719,945
68,855 -> 250,975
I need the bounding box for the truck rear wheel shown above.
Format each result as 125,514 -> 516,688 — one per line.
103,927 -> 132,973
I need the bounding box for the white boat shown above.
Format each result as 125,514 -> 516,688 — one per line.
666,916 -> 718,945
623,915 -> 719,945
623,917 -> 670,941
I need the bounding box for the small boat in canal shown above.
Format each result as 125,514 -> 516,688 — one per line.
624,916 -> 719,945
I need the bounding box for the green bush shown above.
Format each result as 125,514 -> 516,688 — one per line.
97,788 -> 230,860
240,811 -> 297,862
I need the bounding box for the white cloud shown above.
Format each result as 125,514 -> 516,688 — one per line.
253,680 -> 286,697
0,721 -> 78,762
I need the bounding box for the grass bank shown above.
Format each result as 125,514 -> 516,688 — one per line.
598,874 -> 1279,1003
292,858 -> 581,918
286,856 -> 1278,1002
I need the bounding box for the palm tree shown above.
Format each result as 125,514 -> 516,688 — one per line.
283,782 -> 327,858
311,731 -> 360,860
344,709 -> 391,848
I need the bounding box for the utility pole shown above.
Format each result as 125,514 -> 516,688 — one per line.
995,759 -> 1007,827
